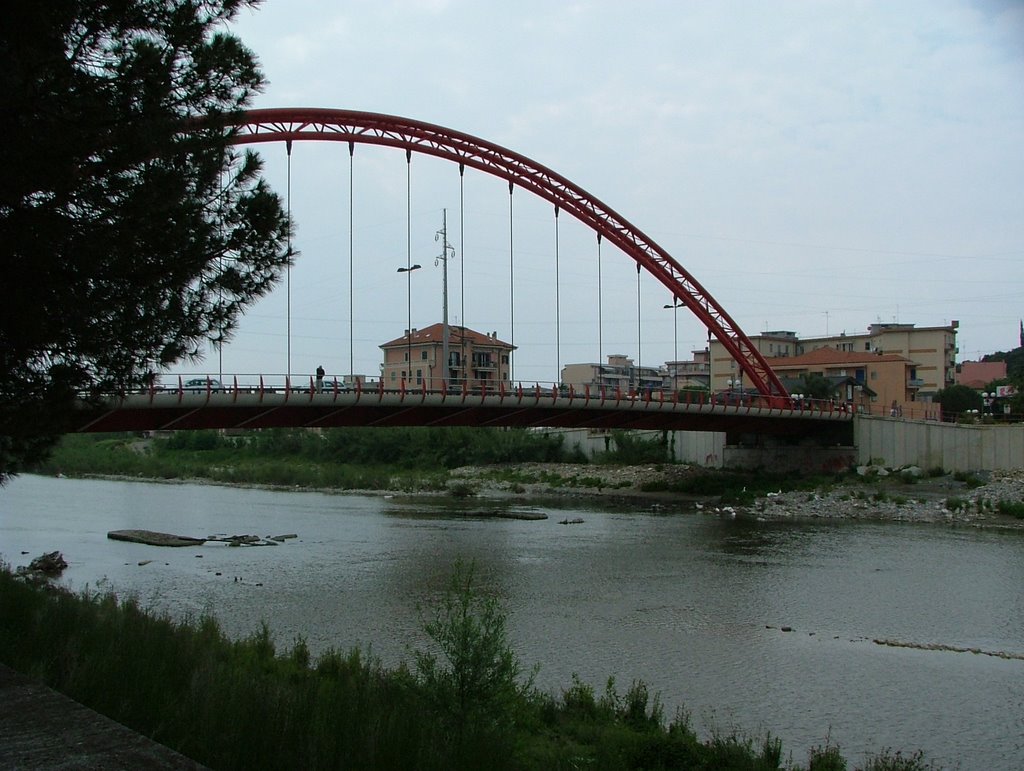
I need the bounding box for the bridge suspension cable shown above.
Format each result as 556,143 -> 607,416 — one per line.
220,108 -> 789,397
554,205 -> 561,381
636,263 -> 642,373
348,141 -> 355,381
459,164 -> 467,389
285,139 -> 293,380
507,181 -> 515,383
597,233 -> 603,367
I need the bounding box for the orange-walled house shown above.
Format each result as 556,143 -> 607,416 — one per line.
768,347 -> 922,414
380,324 -> 514,391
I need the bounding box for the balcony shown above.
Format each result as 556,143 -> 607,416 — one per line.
907,378 -> 925,388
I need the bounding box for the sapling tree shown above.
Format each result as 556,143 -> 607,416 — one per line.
413,560 -> 533,757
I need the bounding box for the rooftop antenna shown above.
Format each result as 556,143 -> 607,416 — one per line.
435,209 -> 456,387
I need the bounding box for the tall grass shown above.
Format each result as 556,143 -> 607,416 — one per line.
34,427 -> 578,490
0,564 -> 939,770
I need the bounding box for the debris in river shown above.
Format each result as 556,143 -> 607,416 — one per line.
107,530 -> 296,547
108,530 -> 206,547
14,551 -> 68,583
30,551 -> 68,575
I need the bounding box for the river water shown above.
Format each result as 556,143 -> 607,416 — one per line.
2,474 -> 1022,770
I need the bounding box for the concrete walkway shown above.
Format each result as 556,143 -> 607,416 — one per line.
0,664 -> 206,769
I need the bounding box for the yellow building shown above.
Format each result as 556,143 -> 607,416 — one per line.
380,324 -> 514,390
767,347 -> 920,414
561,354 -> 663,393
709,321 -> 957,402
801,322 -> 957,398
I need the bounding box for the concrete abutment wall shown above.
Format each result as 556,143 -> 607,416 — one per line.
550,418 -> 1024,473
855,416 -> 1024,472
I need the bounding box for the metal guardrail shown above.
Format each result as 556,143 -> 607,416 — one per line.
111,374 -> 860,420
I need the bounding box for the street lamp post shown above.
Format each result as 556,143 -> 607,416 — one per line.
664,300 -> 682,391
396,263 -> 422,386
727,377 -> 742,403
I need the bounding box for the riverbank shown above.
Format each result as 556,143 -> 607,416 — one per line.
448,463 -> 1024,530
33,431 -> 1024,529
741,468 -> 1024,528
42,460 -> 1024,531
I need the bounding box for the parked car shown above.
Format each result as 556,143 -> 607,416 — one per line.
183,378 -> 222,393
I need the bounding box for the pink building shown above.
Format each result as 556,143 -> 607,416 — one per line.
956,361 -> 1007,390
380,324 -> 514,391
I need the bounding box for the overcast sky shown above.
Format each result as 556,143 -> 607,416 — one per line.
191,0 -> 1024,384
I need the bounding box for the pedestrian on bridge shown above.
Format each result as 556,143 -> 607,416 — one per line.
316,365 -> 325,393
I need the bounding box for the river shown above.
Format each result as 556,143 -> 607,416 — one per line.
2,474 -> 1022,769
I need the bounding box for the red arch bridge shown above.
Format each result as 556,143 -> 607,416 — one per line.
80,108 -> 857,440
71,378 -> 854,443
219,108 -> 788,398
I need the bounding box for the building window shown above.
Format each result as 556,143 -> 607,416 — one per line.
864,342 -> 871,351
404,352 -> 409,361
501,354 -> 509,364
390,371 -> 396,382
416,369 -> 422,384
421,350 -> 428,360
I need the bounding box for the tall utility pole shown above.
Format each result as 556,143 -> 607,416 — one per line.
435,209 -> 456,388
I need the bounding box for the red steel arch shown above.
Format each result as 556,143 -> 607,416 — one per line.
224,108 -> 788,397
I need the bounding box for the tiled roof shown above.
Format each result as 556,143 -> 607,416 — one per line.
770,346 -> 912,368
379,323 -> 515,350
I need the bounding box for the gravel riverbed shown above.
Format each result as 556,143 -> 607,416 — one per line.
450,464 -> 1024,530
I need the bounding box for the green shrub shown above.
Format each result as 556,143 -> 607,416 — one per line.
412,561 -> 532,761
953,471 -> 983,488
997,499 -> 1024,519
594,431 -> 671,465
808,740 -> 847,770
447,481 -> 477,498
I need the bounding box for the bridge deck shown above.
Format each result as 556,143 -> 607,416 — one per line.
74,387 -> 854,438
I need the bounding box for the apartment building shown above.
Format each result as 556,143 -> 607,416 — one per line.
709,321 -> 958,403
664,349 -> 711,392
561,354 -> 662,393
767,347 -> 919,412
801,322 -> 958,398
380,323 -> 514,390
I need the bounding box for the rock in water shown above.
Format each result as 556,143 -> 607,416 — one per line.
28,551 -> 67,576
107,530 -> 207,547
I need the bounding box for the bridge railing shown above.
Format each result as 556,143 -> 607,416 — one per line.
114,374 -> 858,420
